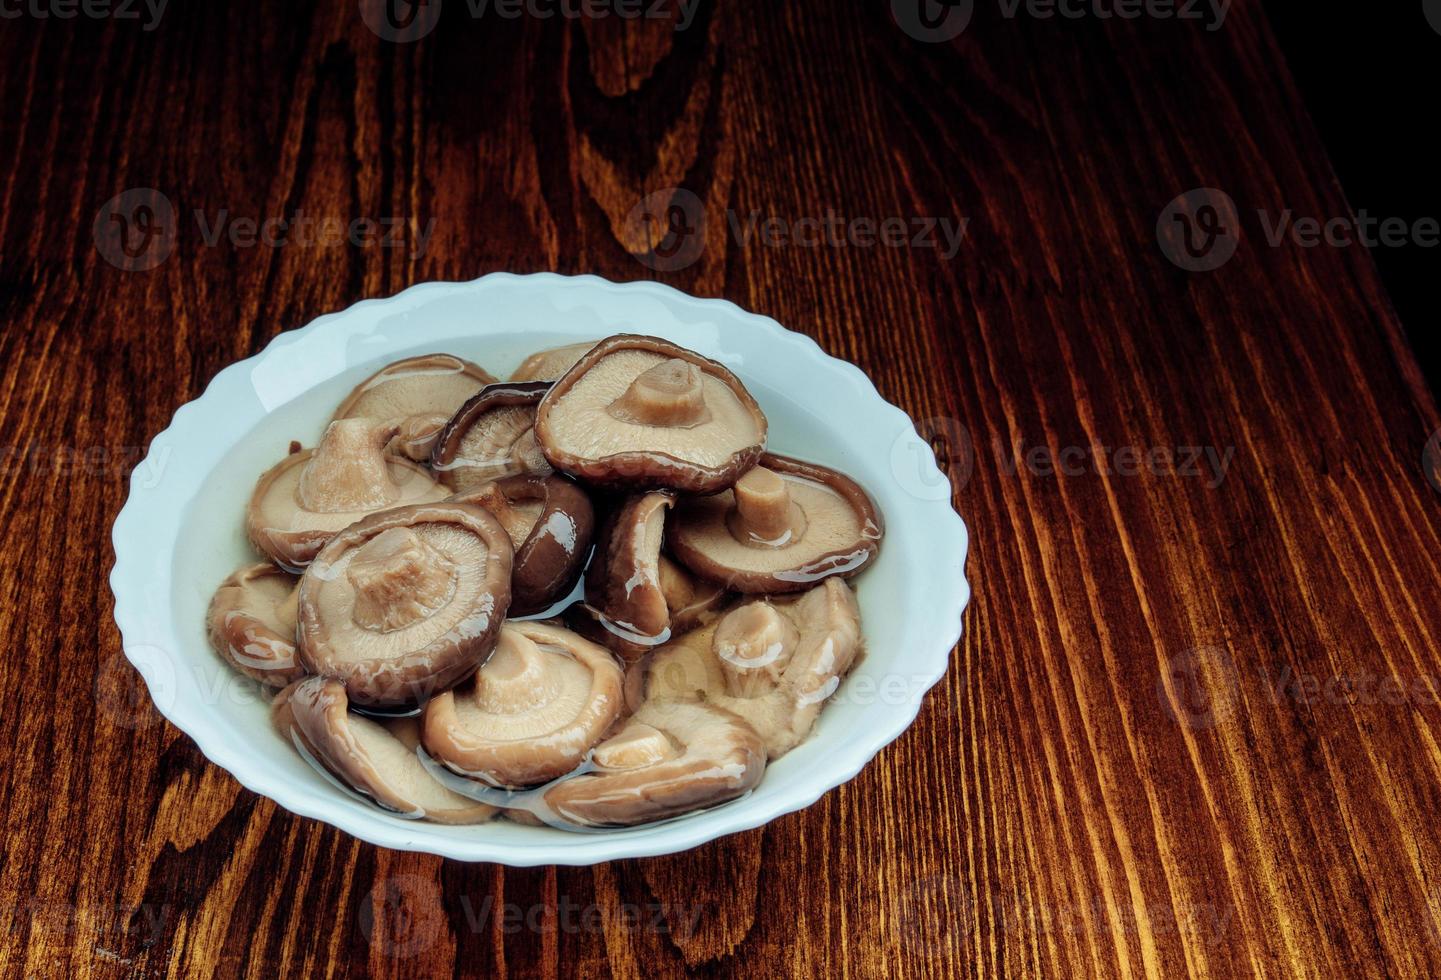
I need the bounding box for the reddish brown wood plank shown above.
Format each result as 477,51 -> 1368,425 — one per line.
1,1 -> 1439,977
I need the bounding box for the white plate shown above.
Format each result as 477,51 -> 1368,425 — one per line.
109,273 -> 970,865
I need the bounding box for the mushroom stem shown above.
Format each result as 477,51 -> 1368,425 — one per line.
607,359 -> 712,428
592,724 -> 679,770
729,467 -> 808,546
471,629 -> 559,713
298,419 -> 403,513
714,601 -> 800,697
347,527 -> 457,633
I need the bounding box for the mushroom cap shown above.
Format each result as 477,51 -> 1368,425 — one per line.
668,452 -> 883,593
583,491 -> 675,647
333,354 -> 497,461
567,553 -> 731,664
273,676 -> 496,824
451,473 -> 596,616
421,621 -> 624,788
541,700 -> 766,827
297,502 -> 513,708
430,382 -> 554,492
533,335 -> 768,493
509,342 -> 598,382
206,563 -> 307,687
639,578 -> 863,758
247,419 -> 447,570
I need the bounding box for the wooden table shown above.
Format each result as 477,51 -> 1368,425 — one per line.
3,1 -> 1439,976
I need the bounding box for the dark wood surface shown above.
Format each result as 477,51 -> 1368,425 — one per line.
3,1 -> 1439,976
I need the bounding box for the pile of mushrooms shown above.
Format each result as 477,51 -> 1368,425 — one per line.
207,335 -> 884,829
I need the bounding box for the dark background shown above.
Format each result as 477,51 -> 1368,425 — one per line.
1270,1 -> 1439,391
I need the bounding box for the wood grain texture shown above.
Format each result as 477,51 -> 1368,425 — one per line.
2,0 -> 1439,976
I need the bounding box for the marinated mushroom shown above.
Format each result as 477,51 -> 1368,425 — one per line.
668,453 -> 883,593
274,676 -> 496,824
567,554 -> 729,663
510,342 -> 596,382
583,492 -> 674,648
431,382 -> 553,492
422,622 -> 623,787
297,502 -> 513,708
638,578 -> 863,758
533,335 -> 768,492
541,700 -> 766,827
333,354 -> 496,460
452,473 -> 595,616
247,418 -> 447,569
206,563 -> 307,687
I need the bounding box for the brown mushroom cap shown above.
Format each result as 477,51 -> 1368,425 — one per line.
333,354 -> 497,461
540,700 -> 766,827
451,473 -> 596,616
568,553 -> 731,665
510,342 -> 597,382
638,578 -> 863,758
274,676 -> 496,824
583,491 -> 675,647
430,382 -> 553,492
247,419 -> 447,570
533,335 -> 768,493
206,563 -> 307,687
297,502 -> 513,708
668,452 -> 883,593
421,621 -> 624,788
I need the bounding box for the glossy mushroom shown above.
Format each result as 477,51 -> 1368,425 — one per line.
510,342 -> 597,382
567,553 -> 730,663
582,492 -> 674,648
668,453 -> 883,593
639,578 -> 863,758
451,473 -> 595,616
297,501 -> 513,709
533,335 -> 768,493
333,354 -> 496,460
430,382 -> 553,492
206,563 -> 307,687
274,676 -> 496,824
541,700 -> 766,827
247,418 -> 447,569
422,622 -> 624,788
